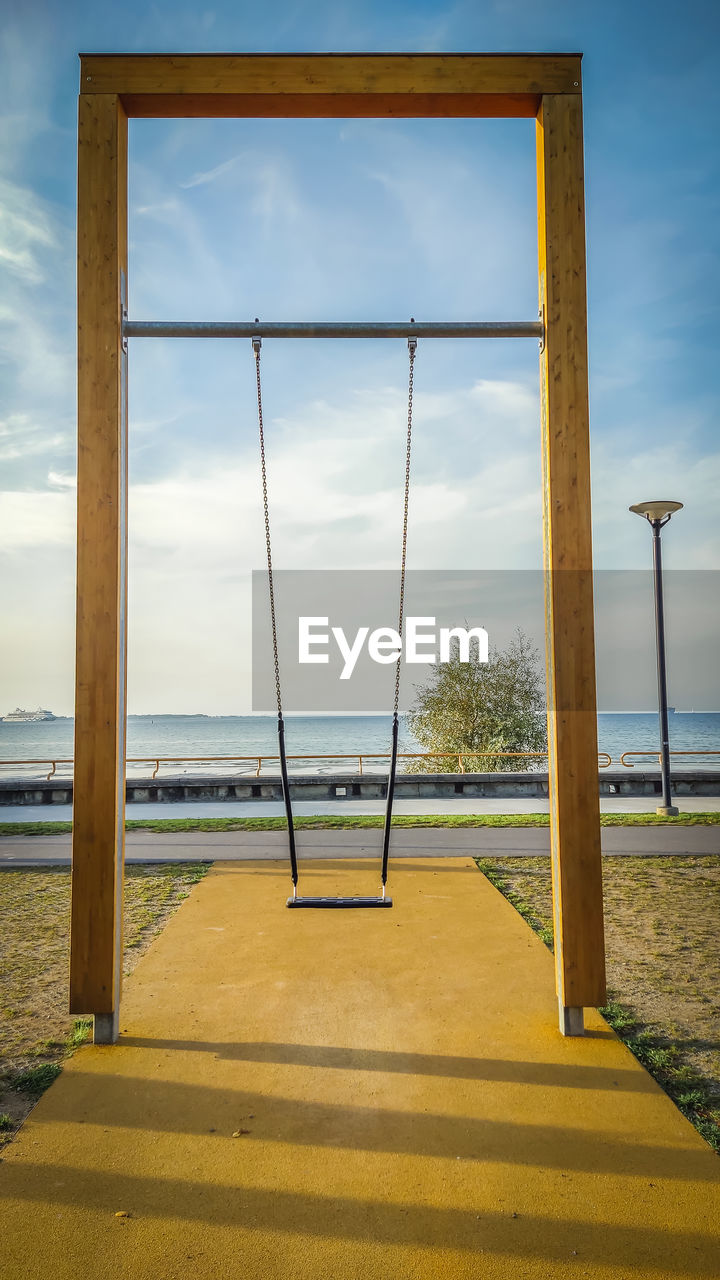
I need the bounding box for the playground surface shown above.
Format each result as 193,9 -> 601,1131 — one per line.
1,857 -> 718,1278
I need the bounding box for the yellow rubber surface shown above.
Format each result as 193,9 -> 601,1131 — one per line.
2,858 -> 719,1278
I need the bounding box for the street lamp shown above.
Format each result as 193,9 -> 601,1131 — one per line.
629,500 -> 683,816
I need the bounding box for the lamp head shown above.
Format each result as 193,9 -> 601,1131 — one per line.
629,500 -> 683,524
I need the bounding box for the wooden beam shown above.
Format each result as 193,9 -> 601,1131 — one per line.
536,92 -> 606,1018
70,92 -> 128,1039
79,53 -> 581,116
119,91 -> 542,120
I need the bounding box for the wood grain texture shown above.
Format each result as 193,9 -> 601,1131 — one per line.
536,92 -> 606,1010
119,91 -> 542,119
79,52 -> 581,113
70,93 -> 128,1017
69,55 -> 603,1033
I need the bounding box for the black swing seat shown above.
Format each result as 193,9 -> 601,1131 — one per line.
286,895 -> 393,909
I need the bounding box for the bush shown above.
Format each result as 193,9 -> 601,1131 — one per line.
405,629 -> 547,773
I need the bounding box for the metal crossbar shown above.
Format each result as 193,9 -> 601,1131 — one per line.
123,320 -> 544,340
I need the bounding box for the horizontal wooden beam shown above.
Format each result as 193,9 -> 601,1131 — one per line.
120,92 -> 542,120
80,54 -> 582,118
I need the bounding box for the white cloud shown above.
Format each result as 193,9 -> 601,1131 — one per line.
248,157 -> 302,224
47,470 -> 76,489
134,199 -> 179,218
1,23 -> 716,716
592,437 -> 720,569
0,488 -> 75,550
120,371 -> 542,710
0,296 -> 74,407
127,374 -> 541,575
179,157 -> 239,189
0,544 -> 76,717
0,181 -> 74,457
0,177 -> 57,285
130,182 -> 237,315
0,21 -> 58,169
0,412 -> 69,463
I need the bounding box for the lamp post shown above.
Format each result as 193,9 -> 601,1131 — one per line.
629,500 -> 683,816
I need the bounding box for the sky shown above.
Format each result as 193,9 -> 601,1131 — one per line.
0,0 -> 719,715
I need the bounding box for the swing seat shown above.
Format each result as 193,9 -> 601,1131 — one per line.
286,895 -> 393,909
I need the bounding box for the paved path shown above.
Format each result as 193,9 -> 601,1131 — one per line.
2,794 -> 719,825
1,824 -> 718,866
2,858 -> 718,1279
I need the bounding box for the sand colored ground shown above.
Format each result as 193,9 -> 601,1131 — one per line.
1,857 -> 718,1279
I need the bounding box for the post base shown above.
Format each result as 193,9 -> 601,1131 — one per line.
656,805 -> 679,817
559,1002 -> 585,1036
93,1011 -> 119,1045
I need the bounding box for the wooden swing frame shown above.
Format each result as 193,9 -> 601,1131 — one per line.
71,52 -> 606,1042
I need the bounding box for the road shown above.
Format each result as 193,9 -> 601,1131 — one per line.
1,824 -> 718,866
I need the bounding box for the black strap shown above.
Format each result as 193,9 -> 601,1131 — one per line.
381,713 -> 399,885
277,713 -> 298,886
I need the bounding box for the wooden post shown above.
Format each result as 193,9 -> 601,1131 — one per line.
70,92 -> 128,1044
536,91 -> 607,1031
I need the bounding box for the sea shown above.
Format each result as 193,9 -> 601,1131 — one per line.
0,712 -> 718,779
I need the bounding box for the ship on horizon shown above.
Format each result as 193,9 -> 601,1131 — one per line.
2,706 -> 58,723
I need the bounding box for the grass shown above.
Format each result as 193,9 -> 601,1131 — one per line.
1,811 -> 719,837
0,862 -> 210,1145
11,1062 -> 62,1095
476,858 -> 554,947
603,1013 -> 720,1153
475,855 -> 720,1153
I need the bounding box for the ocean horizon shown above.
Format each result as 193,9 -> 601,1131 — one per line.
1,711 -> 719,777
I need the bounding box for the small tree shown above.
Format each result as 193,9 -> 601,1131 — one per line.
404,629 -> 547,773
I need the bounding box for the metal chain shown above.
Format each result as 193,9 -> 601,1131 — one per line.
255,335 -> 416,721
394,337 -> 417,716
254,339 -> 283,716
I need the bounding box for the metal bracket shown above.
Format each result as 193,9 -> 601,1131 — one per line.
252,336 -> 262,355
120,270 -> 128,354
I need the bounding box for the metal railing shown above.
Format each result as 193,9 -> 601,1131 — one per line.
1,749 -> 615,781
1,758 -> 75,782
620,749 -> 720,768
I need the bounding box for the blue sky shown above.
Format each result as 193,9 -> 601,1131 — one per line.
1,0 -> 718,714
